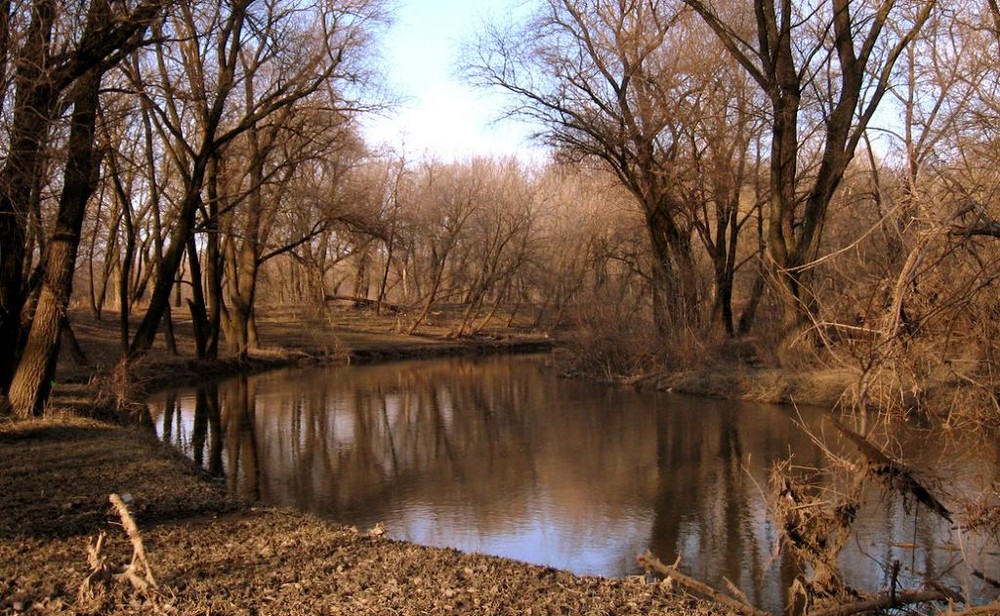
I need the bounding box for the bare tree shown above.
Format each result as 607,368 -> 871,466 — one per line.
470,0 -> 704,337
449,159 -> 538,338
681,0 -> 935,360
221,111 -> 367,358
7,62 -> 103,417
404,160 -> 483,335
126,0 -> 386,358
0,0 -> 165,412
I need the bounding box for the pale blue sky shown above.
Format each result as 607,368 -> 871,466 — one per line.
362,0 -> 544,161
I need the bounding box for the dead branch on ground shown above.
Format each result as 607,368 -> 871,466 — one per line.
805,587 -> 959,616
78,493 -> 160,606
637,552 -> 769,616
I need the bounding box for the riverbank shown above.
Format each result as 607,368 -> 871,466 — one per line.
1,308 -> 736,615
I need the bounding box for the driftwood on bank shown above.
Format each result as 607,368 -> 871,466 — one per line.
805,588 -> 958,616
637,552 -> 769,616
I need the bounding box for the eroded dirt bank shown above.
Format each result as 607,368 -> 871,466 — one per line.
1,309 -> 735,615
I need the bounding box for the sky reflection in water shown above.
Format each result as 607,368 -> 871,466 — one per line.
148,354 -> 1000,613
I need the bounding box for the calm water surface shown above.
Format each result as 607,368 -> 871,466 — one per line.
147,354 -> 1000,612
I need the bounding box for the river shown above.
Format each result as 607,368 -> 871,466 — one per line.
147,353 -> 1000,612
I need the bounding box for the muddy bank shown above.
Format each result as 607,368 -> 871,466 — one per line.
1,309 -> 733,614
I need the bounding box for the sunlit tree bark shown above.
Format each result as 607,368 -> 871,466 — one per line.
7,66 -> 102,417
5,0 -> 163,415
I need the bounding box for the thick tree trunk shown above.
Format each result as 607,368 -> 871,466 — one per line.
646,201 -> 698,339
1,0 -> 166,390
0,0 -> 58,394
8,66 -> 100,417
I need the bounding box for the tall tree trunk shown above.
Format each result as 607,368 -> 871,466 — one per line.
107,148 -> 136,355
0,0 -> 58,394
186,233 -> 210,358
224,127 -> 265,360
8,65 -> 101,417
646,199 -> 698,339
128,0 -> 248,358
129,160 -> 209,357
0,0 -> 166,391
203,155 -> 223,359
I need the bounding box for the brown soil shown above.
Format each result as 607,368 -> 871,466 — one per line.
1,307 -> 736,615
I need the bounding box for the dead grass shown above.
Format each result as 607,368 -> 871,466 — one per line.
651,366 -> 857,408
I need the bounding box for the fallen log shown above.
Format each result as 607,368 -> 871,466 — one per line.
830,417 -> 952,522
323,294 -> 405,313
806,588 -> 957,616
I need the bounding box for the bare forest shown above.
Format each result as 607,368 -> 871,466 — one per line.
2,0 -> 1000,612
0,0 -> 997,421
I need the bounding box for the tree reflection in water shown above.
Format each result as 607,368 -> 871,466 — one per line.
147,355 -> 1000,613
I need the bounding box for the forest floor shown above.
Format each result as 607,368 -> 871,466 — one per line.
0,306 -> 740,615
